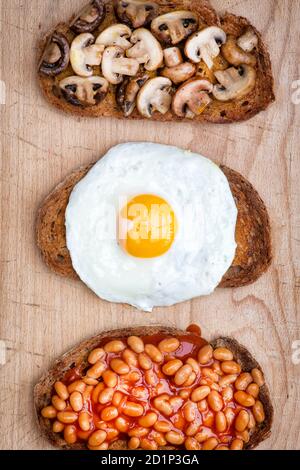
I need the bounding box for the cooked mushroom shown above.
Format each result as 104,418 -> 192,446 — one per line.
101,46 -> 140,84
163,47 -> 183,67
71,0 -> 106,34
115,0 -> 158,28
237,29 -> 258,52
39,32 -> 70,76
126,28 -> 163,71
185,26 -> 227,69
117,72 -> 149,116
172,78 -> 213,118
221,35 -> 256,67
213,65 -> 256,101
96,24 -> 132,50
196,55 -> 229,83
70,33 -> 104,77
59,76 -> 109,106
161,62 -> 196,84
151,11 -> 198,45
137,77 -> 172,118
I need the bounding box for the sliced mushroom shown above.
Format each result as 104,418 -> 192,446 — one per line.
59,76 -> 109,106
126,28 -> 163,71
137,77 -> 172,118
196,55 -> 229,83
172,78 -> 213,118
117,72 -> 149,116
39,32 -> 70,76
185,26 -> 227,69
237,29 -> 258,52
161,62 -> 196,84
101,46 -> 140,84
71,0 -> 106,34
151,11 -> 198,45
115,0 -> 158,28
96,24 -> 132,50
213,65 -> 256,101
163,47 -> 183,67
70,33 -> 104,77
221,35 -> 256,67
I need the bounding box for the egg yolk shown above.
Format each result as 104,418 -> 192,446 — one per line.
119,194 -> 177,258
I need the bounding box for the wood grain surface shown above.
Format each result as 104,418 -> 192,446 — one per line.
0,0 -> 299,450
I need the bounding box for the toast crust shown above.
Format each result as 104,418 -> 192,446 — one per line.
38,0 -> 275,123
36,161 -> 272,288
34,326 -> 273,450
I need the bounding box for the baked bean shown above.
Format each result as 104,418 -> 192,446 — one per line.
115,416 -> 129,433
179,389 -> 190,400
87,361 -> 106,379
230,438 -> 243,450
52,420 -> 64,433
198,345 -> 213,365
221,386 -> 233,401
202,410 -> 214,427
104,340 -> 126,353
197,399 -> 208,412
215,411 -> 227,433
170,396 -> 184,410
235,430 -> 250,443
99,387 -> 114,405
202,437 -> 218,450
88,348 -> 105,365
57,411 -> 78,424
88,430 -> 107,447
235,410 -> 250,432
131,386 -> 149,401
183,372 -> 196,387
235,372 -> 253,391
185,421 -> 200,436
110,358 -> 130,375
154,420 -> 172,433
234,391 -> 255,407
137,352 -> 152,370
82,377 -> 98,386
224,407 -> 235,427
219,374 -> 238,388
101,406 -> 118,421
123,401 -> 144,417
78,411 -> 91,431
252,400 -> 265,423
127,336 -> 144,354
212,360 -> 223,376
185,437 -> 201,450
52,395 -> 66,411
102,370 -> 118,388
186,358 -> 200,374
54,381 -> 69,401
139,412 -> 158,428
128,427 -> 148,438
88,442 -> 109,450
183,401 -> 197,422
92,382 -> 105,403
216,445 -> 229,450
112,391 -> 124,407
191,385 -> 210,402
145,344 -> 163,363
124,371 -> 141,382
151,431 -> 167,446
64,425 -> 77,444
251,368 -> 265,387
213,347 -> 233,362
158,337 -> 180,353
128,437 -> 140,450
153,395 -> 172,416
82,385 -> 93,403
195,427 -> 212,443
246,382 -> 259,398
68,380 -> 86,394
248,411 -> 256,429
106,428 -> 119,440
202,368 -> 219,383
174,364 -> 193,386
207,391 -> 223,412
122,349 -> 138,367
41,405 -> 57,419
145,369 -> 157,386
165,430 -> 185,445
221,361 -> 241,375
140,438 -> 158,450
162,359 -> 183,376
70,391 -> 83,412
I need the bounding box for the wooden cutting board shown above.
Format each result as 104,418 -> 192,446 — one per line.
0,0 -> 299,450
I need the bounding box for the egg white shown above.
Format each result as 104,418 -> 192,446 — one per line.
66,143 -> 237,311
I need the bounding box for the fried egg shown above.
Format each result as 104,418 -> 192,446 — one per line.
66,143 -> 237,311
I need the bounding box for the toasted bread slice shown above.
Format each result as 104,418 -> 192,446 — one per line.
36,161 -> 272,288
34,326 -> 273,450
38,0 -> 274,123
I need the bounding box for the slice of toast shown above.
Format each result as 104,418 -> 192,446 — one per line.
38,0 -> 275,123
34,326 -> 273,450
36,161 -> 272,288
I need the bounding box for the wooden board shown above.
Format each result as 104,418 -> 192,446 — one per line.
0,0 -> 299,450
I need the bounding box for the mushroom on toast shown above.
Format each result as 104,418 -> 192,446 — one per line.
59,76 -> 109,106
115,0 -> 158,29
213,65 -> 256,101
172,78 -> 213,117
151,11 -> 198,45
39,32 -> 70,76
126,28 -> 163,71
70,33 -> 104,77
96,24 -> 133,50
71,0 -> 106,34
137,76 -> 173,117
185,26 -> 227,69
101,46 -> 140,84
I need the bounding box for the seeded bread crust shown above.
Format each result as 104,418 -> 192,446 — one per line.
36,162 -> 272,288
38,0 -> 275,123
34,326 -> 273,450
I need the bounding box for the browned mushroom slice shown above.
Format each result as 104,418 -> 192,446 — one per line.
59,76 -> 109,106
39,32 -> 70,76
172,78 -> 213,118
137,77 -> 173,118
213,65 -> 256,101
115,0 -> 158,28
151,11 -> 198,45
221,35 -> 256,67
162,62 -> 196,84
117,73 -> 149,116
71,0 -> 106,34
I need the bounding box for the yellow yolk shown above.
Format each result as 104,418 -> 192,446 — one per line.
119,194 -> 177,258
